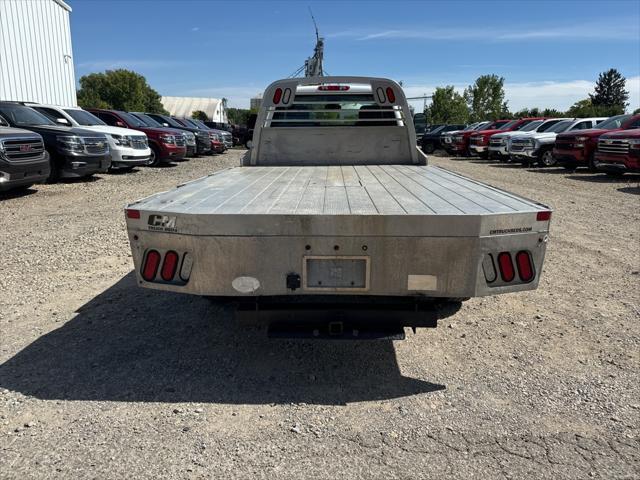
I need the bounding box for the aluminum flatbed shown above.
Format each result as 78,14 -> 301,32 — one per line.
125,76 -> 552,337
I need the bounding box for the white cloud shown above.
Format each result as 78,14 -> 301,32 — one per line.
329,20 -> 639,42
191,27 -> 200,32
401,77 -> 640,113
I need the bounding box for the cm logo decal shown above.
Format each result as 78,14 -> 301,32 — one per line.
147,214 -> 177,233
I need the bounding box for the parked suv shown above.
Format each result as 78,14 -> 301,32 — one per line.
594,128 -> 640,175
0,122 -> 50,192
142,113 -> 212,156
129,113 -> 197,157
509,118 -> 605,166
29,105 -> 151,171
420,124 -> 466,153
553,114 -> 640,170
186,118 -> 233,150
87,109 -> 186,166
470,118 -> 544,159
0,102 -> 109,181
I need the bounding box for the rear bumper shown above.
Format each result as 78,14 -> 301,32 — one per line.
0,152 -> 51,190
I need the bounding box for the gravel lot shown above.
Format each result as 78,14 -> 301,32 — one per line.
1,150 -> 639,479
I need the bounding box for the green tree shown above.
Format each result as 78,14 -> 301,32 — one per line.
590,68 -> 629,114
566,98 -> 621,117
191,110 -> 208,121
77,69 -> 167,113
634,107 -> 640,115
541,108 -> 564,118
227,107 -> 255,125
464,74 -> 509,121
425,86 -> 469,124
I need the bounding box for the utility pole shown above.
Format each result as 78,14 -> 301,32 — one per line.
304,8 -> 324,77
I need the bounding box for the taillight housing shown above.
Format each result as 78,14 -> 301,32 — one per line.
141,249 -> 191,285
272,87 -> 283,104
515,251 -> 535,282
536,211 -> 551,221
385,87 -> 395,103
484,250 -> 536,286
161,251 -> 179,281
497,252 -> 515,282
142,250 -> 161,282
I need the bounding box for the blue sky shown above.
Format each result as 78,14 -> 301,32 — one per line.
69,0 -> 640,111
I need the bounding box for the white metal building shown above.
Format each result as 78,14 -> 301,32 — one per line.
161,96 -> 227,123
0,0 -> 77,106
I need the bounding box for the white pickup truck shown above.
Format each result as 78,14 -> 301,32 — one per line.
125,77 -> 552,339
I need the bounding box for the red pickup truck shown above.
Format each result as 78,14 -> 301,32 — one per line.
553,114 -> 640,171
593,128 -> 640,175
87,109 -> 187,166
450,120 -> 511,157
469,117 -> 544,159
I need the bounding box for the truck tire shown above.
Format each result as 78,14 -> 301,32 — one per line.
587,152 -> 597,172
423,142 -> 435,154
149,144 -> 162,167
45,149 -> 59,184
539,149 -> 556,167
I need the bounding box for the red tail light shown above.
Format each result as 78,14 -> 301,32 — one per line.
497,252 -> 515,282
536,211 -> 551,221
385,87 -> 396,103
161,251 -> 179,281
142,250 -> 161,282
272,88 -> 283,104
515,251 -> 534,282
126,209 -> 140,219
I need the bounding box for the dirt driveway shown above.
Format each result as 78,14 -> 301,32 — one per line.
1,151 -> 638,479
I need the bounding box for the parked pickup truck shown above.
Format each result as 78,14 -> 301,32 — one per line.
29,104 -> 151,171
88,109 -> 187,166
488,118 -> 569,161
451,120 -> 510,157
470,118 -> 544,159
510,118 -> 605,166
124,77 -> 552,339
553,114 -> 640,171
0,102 -> 110,181
594,128 -> 640,175
0,123 -> 50,191
442,122 -> 490,154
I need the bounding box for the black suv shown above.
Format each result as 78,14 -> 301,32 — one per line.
141,113 -> 211,155
420,124 -> 466,154
0,102 -> 110,181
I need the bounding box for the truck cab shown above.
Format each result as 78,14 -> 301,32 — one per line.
0,102 -> 110,182
451,120 -> 510,157
553,114 -> 640,170
125,77 -> 551,339
594,128 -> 640,175
29,104 -> 151,171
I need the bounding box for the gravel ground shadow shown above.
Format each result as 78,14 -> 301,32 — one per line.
0,273 -> 444,405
